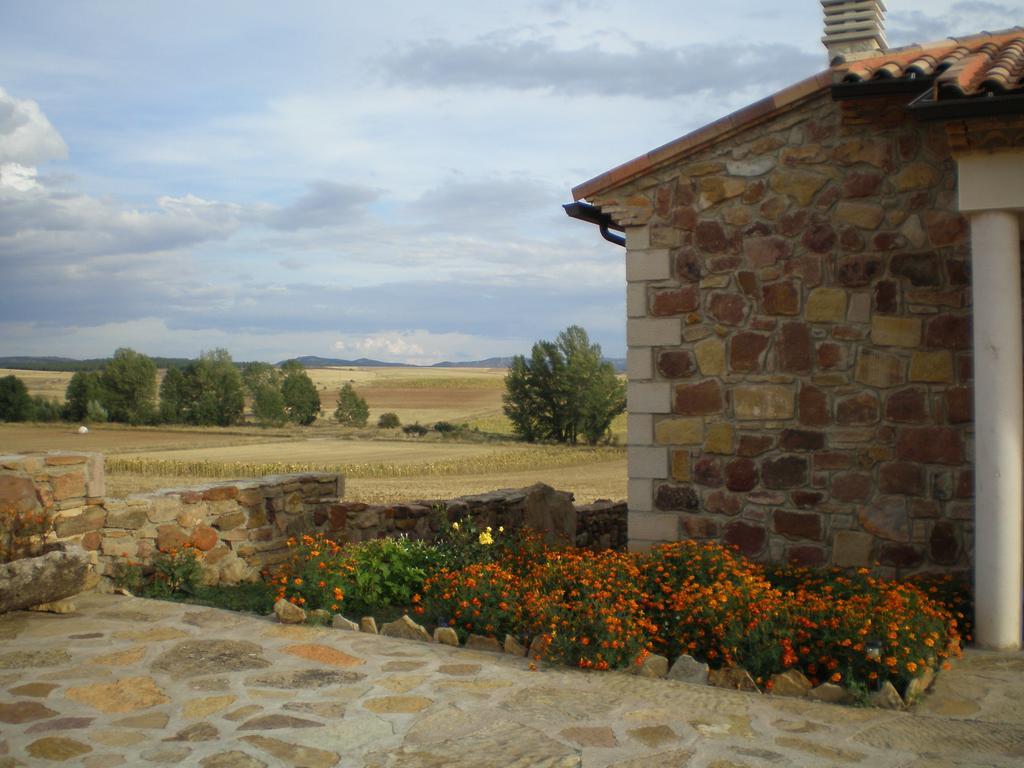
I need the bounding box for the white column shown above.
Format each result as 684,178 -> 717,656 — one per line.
971,210 -> 1023,650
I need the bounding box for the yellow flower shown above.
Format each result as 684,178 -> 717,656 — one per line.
478,531 -> 493,546
452,522 -> 460,530
498,526 -> 504,533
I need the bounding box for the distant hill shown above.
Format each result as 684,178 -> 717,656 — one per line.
431,357 -> 514,368
280,355 -> 410,368
0,355 -> 192,372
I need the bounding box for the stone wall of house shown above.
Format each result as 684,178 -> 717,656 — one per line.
1,453 -> 628,593
589,91 -> 973,577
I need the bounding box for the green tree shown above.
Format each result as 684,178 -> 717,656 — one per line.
30,396 -> 63,422
253,384 -> 288,427
64,370 -> 103,421
281,363 -> 320,425
241,362 -> 281,397
503,325 -> 625,445
334,383 -> 369,426
100,348 -> 157,424
0,375 -> 33,421
182,349 -> 245,426
158,367 -> 188,423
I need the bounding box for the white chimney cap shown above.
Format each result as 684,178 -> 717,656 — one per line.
822,0 -> 888,63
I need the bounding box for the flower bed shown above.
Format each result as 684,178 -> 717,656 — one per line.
262,522 -> 967,704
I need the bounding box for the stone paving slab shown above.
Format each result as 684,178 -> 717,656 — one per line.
1,593 -> 1023,767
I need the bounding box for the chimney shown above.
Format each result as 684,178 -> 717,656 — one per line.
822,0 -> 887,64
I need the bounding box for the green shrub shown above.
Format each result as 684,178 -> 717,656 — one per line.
334,383 -> 370,427
402,422 -> 428,437
377,412 -> 401,428
433,421 -> 456,434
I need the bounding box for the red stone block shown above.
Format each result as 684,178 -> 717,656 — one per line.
923,210 -> 966,247
836,393 -> 880,425
831,472 -> 872,503
695,220 -> 728,253
50,471 -> 86,502
955,469 -> 973,498
945,387 -> 972,424
190,524 -> 219,552
925,315 -> 970,349
895,426 -> 964,465
729,332 -> 770,373
773,509 -> 822,540
801,224 -> 836,254
873,280 -> 899,313
813,451 -> 851,470
723,520 -> 766,557
798,384 -> 829,426
708,293 -> 748,325
692,456 -> 724,488
787,545 -> 826,567
744,236 -> 792,267
0,475 -> 41,516
674,380 -> 723,416
81,531 -> 102,551
779,429 -> 825,451
842,171 -> 883,198
778,322 -> 812,373
680,514 -> 719,538
705,490 -> 742,516
658,350 -> 696,379
879,542 -> 923,568
891,252 -> 941,287
675,248 -> 703,282
737,271 -> 758,297
815,342 -> 843,370
946,259 -> 969,286
909,499 -> 940,518
761,455 -> 808,489
872,232 -> 903,251
885,388 -> 929,423
651,286 -> 700,316
929,521 -> 960,565
671,205 -> 698,230
710,255 -> 743,273
654,484 -> 700,511
724,458 -> 758,492
879,462 -> 925,496
203,486 -> 239,502
791,490 -> 824,508
836,255 -> 883,287
840,226 -> 866,252
762,282 -> 799,315
737,434 -> 774,457
156,525 -> 189,553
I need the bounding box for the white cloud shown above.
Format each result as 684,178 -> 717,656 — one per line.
333,329 -> 524,365
0,86 -> 67,166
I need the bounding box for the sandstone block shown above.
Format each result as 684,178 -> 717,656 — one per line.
831,472 -> 872,503
855,349 -> 905,388
670,450 -> 690,481
770,669 -> 813,697
627,413 -> 654,446
778,322 -> 812,373
654,417 -> 703,445
744,236 -> 791,267
909,351 -> 954,383
628,479 -> 653,512
708,293 -> 749,325
434,626 -> 459,646
653,484 -> 699,512
770,169 -> 828,206
626,249 -> 672,281
380,615 -> 432,643
886,388 -> 929,422
629,511 -> 680,541
674,380 -> 723,416
694,337 -> 726,376
835,201 -> 884,229
628,446 -> 668,479
704,422 -> 733,454
724,458 -> 757,492
273,598 -> 306,624
832,530 -> 874,567
627,348 -> 653,380
729,332 -> 770,372
858,496 -> 910,542
805,287 -> 847,322
695,220 -> 728,252
651,286 -> 700,317
871,316 -> 922,347
894,162 -> 939,191
734,385 -> 794,420
723,520 -> 766,557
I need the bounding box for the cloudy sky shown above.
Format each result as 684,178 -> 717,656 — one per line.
1,1 -> 1020,364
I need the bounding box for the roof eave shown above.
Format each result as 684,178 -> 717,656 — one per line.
572,70 -> 833,202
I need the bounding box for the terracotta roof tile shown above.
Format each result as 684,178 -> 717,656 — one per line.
837,27 -> 1024,99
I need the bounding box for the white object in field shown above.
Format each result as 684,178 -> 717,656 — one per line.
78,426 -> 89,434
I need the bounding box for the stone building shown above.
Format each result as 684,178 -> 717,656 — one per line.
566,2 -> 1024,649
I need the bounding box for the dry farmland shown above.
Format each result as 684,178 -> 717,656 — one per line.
0,366 -> 626,503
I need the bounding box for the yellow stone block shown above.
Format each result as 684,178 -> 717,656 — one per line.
694,337 -> 725,376
909,351 -> 954,383
704,423 -> 734,454
805,288 -> 847,323
871,315 -> 922,347
854,349 -> 905,388
733,385 -> 794,420
671,450 -> 690,481
655,417 -> 703,445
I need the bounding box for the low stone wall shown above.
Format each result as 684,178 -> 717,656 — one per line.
0,452 -> 628,596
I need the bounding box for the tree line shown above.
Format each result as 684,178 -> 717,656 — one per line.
0,348 -> 323,427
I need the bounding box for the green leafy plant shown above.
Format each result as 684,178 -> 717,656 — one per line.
334,383 -> 370,426
402,422 -> 429,437
147,545 -> 203,597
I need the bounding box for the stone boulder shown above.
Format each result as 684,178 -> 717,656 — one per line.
0,545 -> 91,614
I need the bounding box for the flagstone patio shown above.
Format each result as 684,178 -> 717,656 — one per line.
1,592 -> 1022,767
